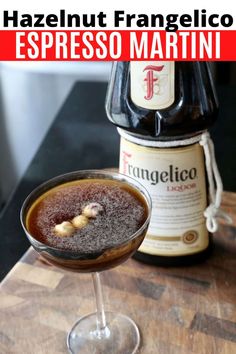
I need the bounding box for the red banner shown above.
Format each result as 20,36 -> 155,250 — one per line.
0,30 -> 235,60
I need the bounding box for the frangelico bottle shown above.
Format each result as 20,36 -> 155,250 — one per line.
106,61 -> 218,266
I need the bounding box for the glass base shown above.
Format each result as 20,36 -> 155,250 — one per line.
67,311 -> 140,354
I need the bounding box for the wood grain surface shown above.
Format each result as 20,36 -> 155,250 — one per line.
0,191 -> 236,354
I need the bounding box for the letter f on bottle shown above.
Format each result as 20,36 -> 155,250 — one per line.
143,65 -> 165,100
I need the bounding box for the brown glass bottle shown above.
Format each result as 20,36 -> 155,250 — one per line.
106,61 -> 218,266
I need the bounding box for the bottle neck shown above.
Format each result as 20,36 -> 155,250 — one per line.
118,128 -> 207,145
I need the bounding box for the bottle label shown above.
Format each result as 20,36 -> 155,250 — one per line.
130,61 -> 175,109
119,138 -> 209,256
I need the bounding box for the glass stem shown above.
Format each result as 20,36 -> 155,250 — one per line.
92,272 -> 107,331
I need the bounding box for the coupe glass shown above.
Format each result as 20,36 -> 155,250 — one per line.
20,170 -> 151,354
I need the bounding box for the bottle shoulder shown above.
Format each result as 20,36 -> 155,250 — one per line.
106,61 -> 218,138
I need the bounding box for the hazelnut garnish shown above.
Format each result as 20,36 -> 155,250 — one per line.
82,203 -> 104,218
54,221 -> 75,237
72,214 -> 89,228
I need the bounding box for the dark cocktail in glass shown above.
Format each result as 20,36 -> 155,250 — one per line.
21,170 -> 151,353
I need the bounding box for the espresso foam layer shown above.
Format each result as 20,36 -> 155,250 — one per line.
27,179 -> 147,253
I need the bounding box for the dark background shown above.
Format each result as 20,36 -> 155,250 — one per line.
210,62 -> 236,192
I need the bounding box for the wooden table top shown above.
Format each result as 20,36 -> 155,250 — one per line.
0,191 -> 236,354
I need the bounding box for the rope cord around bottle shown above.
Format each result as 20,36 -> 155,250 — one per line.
117,128 -> 232,233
